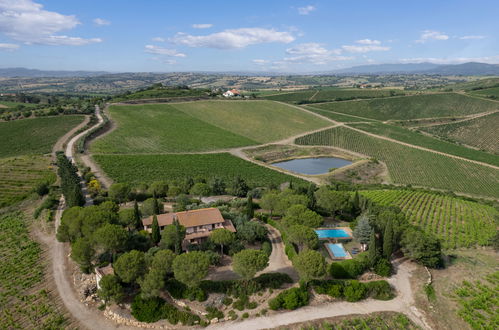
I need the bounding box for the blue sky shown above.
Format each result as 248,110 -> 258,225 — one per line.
0,0 -> 498,72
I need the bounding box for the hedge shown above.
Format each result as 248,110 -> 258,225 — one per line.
131,296 -> 200,325
268,287 -> 309,310
311,279 -> 394,302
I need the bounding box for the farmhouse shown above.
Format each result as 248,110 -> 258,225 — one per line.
223,89 -> 240,97
142,207 -> 236,246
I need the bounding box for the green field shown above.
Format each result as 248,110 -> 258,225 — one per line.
263,88 -> 404,103
348,122 -> 499,166
469,86 -> 499,98
360,190 -> 498,248
305,106 -> 378,123
309,93 -> 498,121
0,212 -> 68,328
296,127 -> 499,198
93,153 -> 303,186
0,156 -> 56,208
0,101 -> 39,109
454,271 -> 499,329
0,116 -> 84,158
91,100 -> 329,153
112,86 -> 209,101
421,112 -> 499,154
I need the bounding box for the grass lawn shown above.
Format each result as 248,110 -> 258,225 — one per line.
309,93 -> 498,121
0,115 -> 85,158
0,101 -> 39,109
171,100 -> 329,143
93,153 -> 304,187
296,126 -> 499,198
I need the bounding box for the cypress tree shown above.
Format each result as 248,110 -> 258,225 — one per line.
152,193 -> 160,215
307,183 -> 317,210
133,200 -> 142,230
383,220 -> 394,258
246,195 -> 254,219
352,191 -> 360,216
173,219 -> 184,254
151,215 -> 160,245
368,230 -> 380,267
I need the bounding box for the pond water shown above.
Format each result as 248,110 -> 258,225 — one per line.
271,157 -> 352,175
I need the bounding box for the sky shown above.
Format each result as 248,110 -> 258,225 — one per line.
0,0 -> 498,73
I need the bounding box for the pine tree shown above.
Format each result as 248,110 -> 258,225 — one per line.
246,195 -> 254,219
133,200 -> 142,230
151,215 -> 160,245
383,220 -> 394,258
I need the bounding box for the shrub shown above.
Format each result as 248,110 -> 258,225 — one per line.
205,306 -> 224,320
329,255 -> 369,279
261,241 -> 272,256
131,296 -> 166,323
247,301 -> 258,309
254,272 -> 293,289
242,312 -> 249,319
374,258 -> 392,277
269,287 -> 309,310
222,297 -> 233,306
343,280 -> 367,302
228,310 -> 238,320
365,281 -> 394,300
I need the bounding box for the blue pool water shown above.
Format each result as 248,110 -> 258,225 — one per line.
315,228 -> 351,239
327,243 -> 348,258
272,157 -> 352,175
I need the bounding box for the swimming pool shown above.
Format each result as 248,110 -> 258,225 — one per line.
326,243 -> 348,258
315,228 -> 351,239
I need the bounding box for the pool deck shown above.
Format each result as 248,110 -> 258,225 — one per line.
325,243 -> 352,260
316,226 -> 353,241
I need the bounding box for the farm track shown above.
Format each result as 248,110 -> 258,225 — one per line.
51,115 -> 90,159
407,110 -> 499,128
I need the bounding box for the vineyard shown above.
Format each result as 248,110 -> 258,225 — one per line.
294,312 -> 417,329
0,212 -> 68,328
262,88 -> 403,103
305,106 -> 377,123
420,112 -> 499,154
469,86 -> 499,98
93,153 -> 304,187
348,122 -> 499,166
0,115 -> 85,158
453,271 -> 499,329
359,190 -> 498,248
0,156 -> 56,208
295,126 -> 499,198
309,93 -> 498,121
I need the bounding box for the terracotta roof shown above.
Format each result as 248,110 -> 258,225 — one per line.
143,207 -> 225,228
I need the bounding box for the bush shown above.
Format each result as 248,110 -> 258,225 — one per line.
228,310 -> 238,320
232,295 -> 249,311
222,297 -> 233,306
261,241 -> 272,256
205,306 -> 224,320
242,312 -> 249,319
35,181 -> 50,196
343,280 -> 367,302
130,296 -> 200,325
254,272 -> 293,289
374,258 -> 392,277
329,255 -> 369,279
365,280 -> 394,300
268,287 -> 309,310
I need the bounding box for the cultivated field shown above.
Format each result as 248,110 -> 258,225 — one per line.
0,116 -> 85,158
305,106 -> 378,123
421,112 -> 499,154
296,127 -> 499,198
348,122 -> 499,166
0,212 -> 68,329
0,101 -> 39,109
469,86 -> 499,98
91,100 -> 329,153
0,156 -> 55,208
263,88 -> 404,103
93,153 -> 304,186
360,190 -> 498,248
308,93 -> 498,121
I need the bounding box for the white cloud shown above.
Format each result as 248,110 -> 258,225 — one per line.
171,27 -> 295,49
297,5 -> 316,15
416,30 -> 449,43
399,55 -> 499,64
0,42 -> 19,51
341,45 -> 390,53
93,18 -> 110,26
284,43 -> 351,64
145,45 -> 186,57
152,37 -> 165,42
0,0 -> 101,45
252,59 -> 269,65
192,23 -> 213,29
356,39 -> 381,45
459,35 -> 485,40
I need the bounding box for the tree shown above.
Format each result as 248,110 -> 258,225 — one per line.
246,195 -> 254,219
173,251 -> 210,287
71,238 -> 94,273
383,220 -> 394,258
159,220 -> 186,254
287,225 -> 319,251
353,214 -> 372,250
151,249 -> 176,275
139,249 -> 176,298
93,224 -> 128,259
292,249 -> 326,282
401,227 -> 442,268
231,176 -> 249,197
351,191 -> 361,216
315,187 -> 352,216
210,228 -> 235,255
97,275 -> 125,304
307,183 -> 317,210
190,182 -> 211,197
151,215 -> 160,245
232,249 -> 269,280
133,200 -> 142,230
275,191 -> 309,215
118,208 -> 136,231
152,194 -> 160,215
109,183 -> 131,204
114,250 -> 147,284
209,177 -> 226,195
260,191 -> 280,216
148,181 -> 169,197
367,230 -> 380,267
282,204 -> 323,228
141,198 -> 164,217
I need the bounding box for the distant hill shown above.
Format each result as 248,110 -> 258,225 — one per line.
0,67 -> 109,78
334,62 -> 499,76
